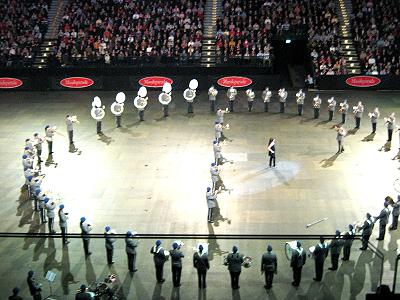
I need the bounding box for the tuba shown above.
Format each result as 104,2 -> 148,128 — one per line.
90,107 -> 105,120
110,102 -> 124,115
134,96 -> 148,109
158,92 -> 172,105
227,88 -> 237,100
183,88 -> 196,102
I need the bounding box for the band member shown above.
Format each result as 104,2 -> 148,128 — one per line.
111,92 -> 125,127
58,204 -> 69,245
150,240 -> 167,283
262,87 -> 272,112
208,85 -> 218,112
313,236 -> 328,281
389,196 -> 400,230
339,99 -> 349,124
246,88 -> 255,112
170,242 -> 184,287
45,198 -> 56,234
91,97 -> 105,134
313,94 -> 322,119
159,82 -> 172,117
210,163 -> 224,192
335,125 -> 346,153
353,101 -> 364,129
374,201 -> 390,240
80,217 -> 92,256
328,230 -> 343,270
184,79 -> 198,114
226,86 -> 237,112
385,112 -> 396,141
290,241 -> 306,287
215,122 -> 229,142
342,224 -> 355,261
126,231 -> 138,272
44,125 -> 56,155
358,213 -> 374,250
216,108 -> 228,125
369,107 -> 380,133
27,270 -> 42,300
226,246 -> 244,289
66,115 -> 79,145
134,87 -> 148,121
206,187 -> 217,223
267,138 -> 276,167
213,140 -> 227,165
261,244 -> 277,289
193,244 -> 210,289
296,89 -> 305,116
327,97 -> 336,121
278,88 -> 287,113
104,226 -> 116,264
33,133 -> 44,163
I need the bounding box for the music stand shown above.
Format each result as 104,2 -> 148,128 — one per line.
45,271 -> 57,300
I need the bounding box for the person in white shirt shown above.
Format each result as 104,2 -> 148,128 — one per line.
65,115 -> 78,145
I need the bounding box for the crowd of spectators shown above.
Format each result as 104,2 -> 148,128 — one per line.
352,0 -> 400,75
50,0 -> 204,67
0,0 -> 50,68
307,0 -> 346,76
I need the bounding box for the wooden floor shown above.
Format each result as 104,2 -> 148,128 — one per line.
0,90 -> 399,299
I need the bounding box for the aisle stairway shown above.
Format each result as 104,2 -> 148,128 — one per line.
337,0 -> 361,74
201,0 -> 220,67
33,0 -> 68,68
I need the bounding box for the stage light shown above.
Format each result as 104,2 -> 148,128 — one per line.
285,39 -> 292,44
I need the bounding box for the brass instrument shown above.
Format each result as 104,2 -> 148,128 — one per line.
208,86 -> 218,97
262,89 -> 272,102
133,96 -> 148,109
110,102 -> 124,115
246,89 -> 255,100
226,87 -> 237,100
90,107 -> 105,120
183,88 -> 196,102
71,115 -> 80,124
158,92 -> 172,105
278,89 -> 287,102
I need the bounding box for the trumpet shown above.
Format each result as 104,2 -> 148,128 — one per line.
71,115 -> 80,123
208,87 -> 218,97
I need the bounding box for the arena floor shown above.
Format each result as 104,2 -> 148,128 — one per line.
0,90 -> 399,299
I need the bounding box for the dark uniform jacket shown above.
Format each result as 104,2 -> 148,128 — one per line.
360,219 -> 374,236
392,202 -> 400,217
125,238 -> 138,254
343,230 -> 355,247
170,249 -> 185,268
75,291 -> 93,300
105,233 -> 116,249
375,207 -> 390,225
27,276 -> 41,296
290,248 -> 306,268
193,252 -> 210,271
261,252 -> 277,272
150,245 -> 167,266
329,237 -> 344,255
313,243 -> 328,262
227,252 -> 244,272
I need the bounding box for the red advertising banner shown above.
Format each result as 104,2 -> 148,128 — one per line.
0,77 -> 23,89
345,76 -> 381,87
60,77 -> 94,88
139,76 -> 173,88
217,76 -> 253,88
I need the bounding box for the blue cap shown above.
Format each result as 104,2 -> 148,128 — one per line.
80,217 -> 86,222
199,244 -> 203,251
297,241 -> 302,248
173,242 -> 178,249
267,245 -> 272,251
34,188 -> 41,195
44,198 -> 49,203
348,224 -> 354,230
232,246 -> 238,253
45,125 -> 50,129
105,226 -> 111,232
28,176 -> 33,182
59,204 -> 64,209
211,163 -> 215,167
215,121 -> 219,124
156,240 -> 161,246
127,231 -> 132,236
335,230 -> 341,236
213,140 -> 217,144
207,187 -> 211,192
24,147 -> 29,150
22,154 -> 28,159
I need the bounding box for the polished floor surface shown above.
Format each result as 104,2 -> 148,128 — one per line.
0,90 -> 399,299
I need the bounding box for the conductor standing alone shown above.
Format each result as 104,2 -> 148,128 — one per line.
267,138 -> 276,167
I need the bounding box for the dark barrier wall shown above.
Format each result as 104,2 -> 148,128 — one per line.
317,75 -> 400,90
0,67 -> 281,91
